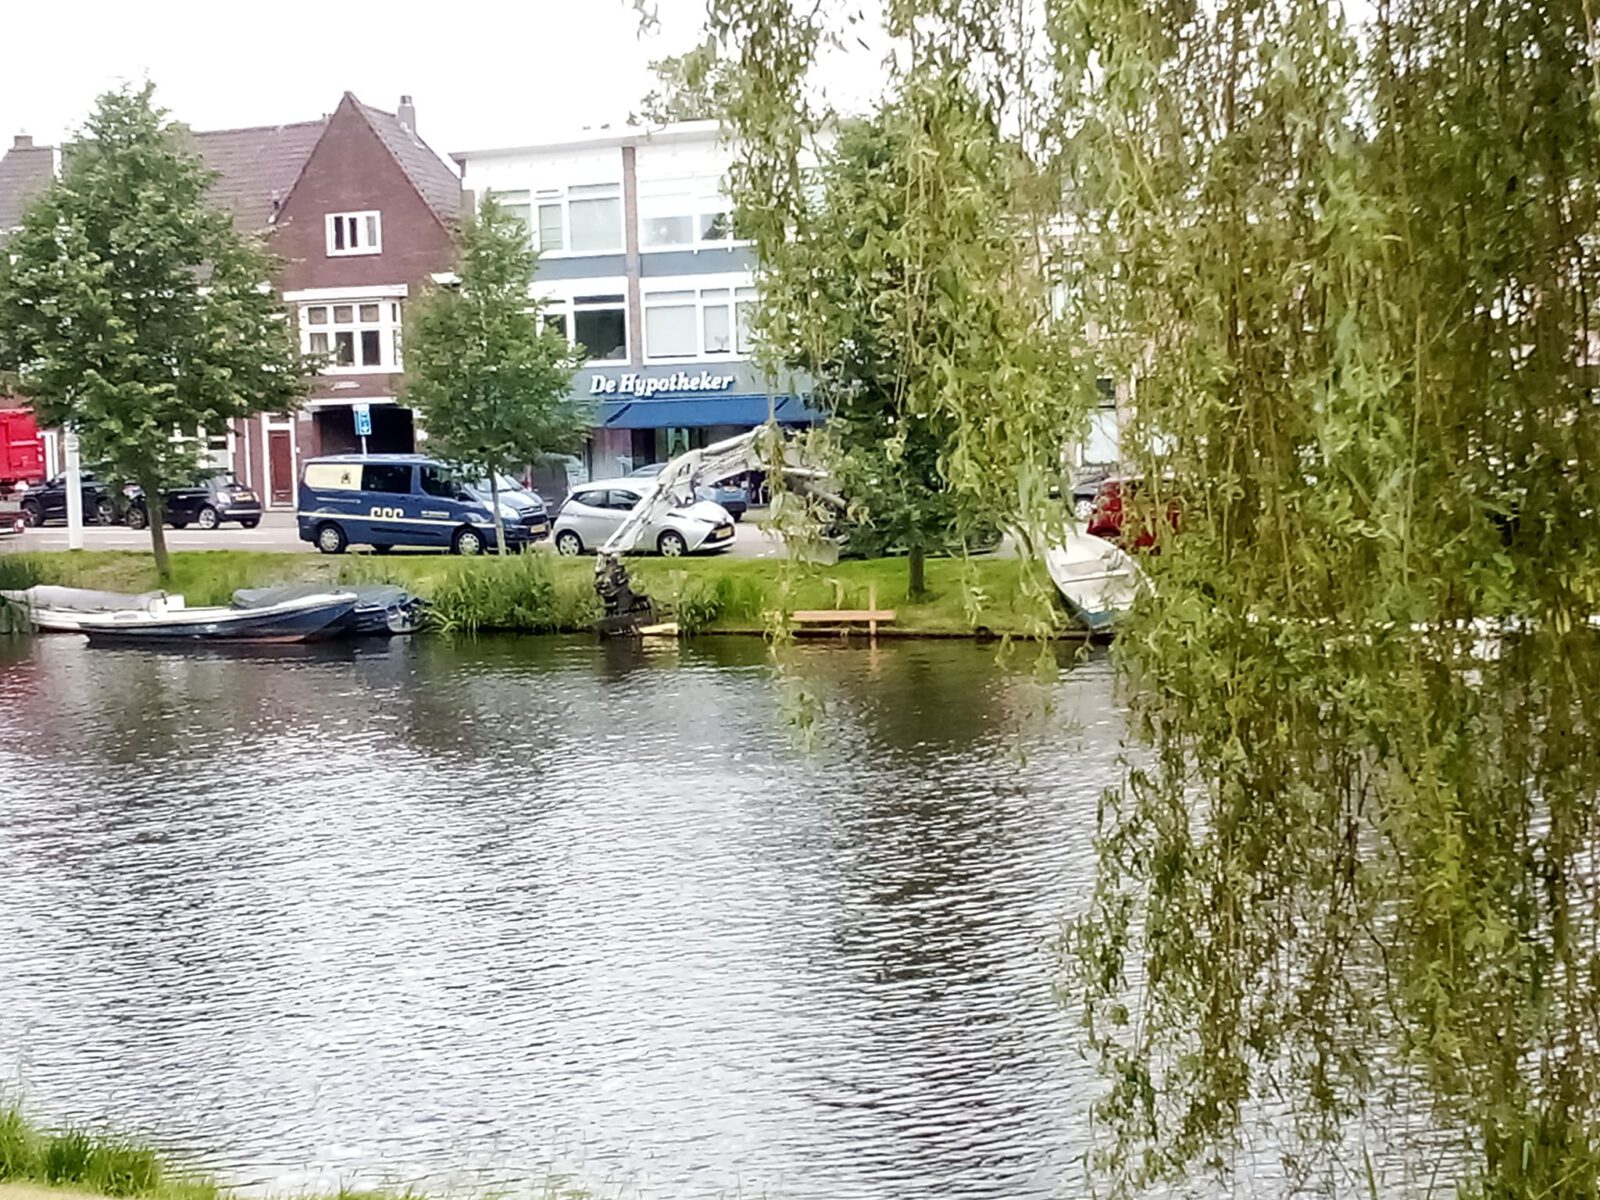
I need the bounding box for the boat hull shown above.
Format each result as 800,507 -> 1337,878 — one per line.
77,595 -> 358,645
1044,530 -> 1144,634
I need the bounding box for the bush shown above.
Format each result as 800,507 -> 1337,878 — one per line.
428,553 -> 599,634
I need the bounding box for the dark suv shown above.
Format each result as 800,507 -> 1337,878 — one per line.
18,473 -> 116,526
125,473 -> 263,530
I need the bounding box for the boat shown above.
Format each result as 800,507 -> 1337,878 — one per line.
1044,528 -> 1145,633
74,591 -> 359,645
232,583 -> 427,635
1,585 -> 177,633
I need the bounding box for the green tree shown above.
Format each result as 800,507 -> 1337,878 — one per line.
634,42 -> 732,125
750,73 -> 1067,598
0,83 -> 309,580
403,196 -> 586,555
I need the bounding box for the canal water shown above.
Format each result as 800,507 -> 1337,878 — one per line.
0,635 -> 1124,1200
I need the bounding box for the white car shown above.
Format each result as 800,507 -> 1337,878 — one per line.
550,479 -> 737,557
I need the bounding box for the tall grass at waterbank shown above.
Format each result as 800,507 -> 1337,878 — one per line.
0,549 -> 1069,637
0,1107 -> 212,1200
0,1107 -> 616,1200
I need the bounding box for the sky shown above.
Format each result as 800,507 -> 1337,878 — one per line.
0,0 -> 723,158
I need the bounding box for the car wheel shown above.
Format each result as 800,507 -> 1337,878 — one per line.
94,498 -> 115,525
240,518 -> 260,530
371,544 -> 393,555
316,522 -> 347,555
196,504 -> 219,530
126,505 -> 148,530
169,520 -> 188,530
554,530 -> 583,556
452,527 -> 485,556
658,529 -> 688,557
18,500 -> 41,527
1074,499 -> 1095,521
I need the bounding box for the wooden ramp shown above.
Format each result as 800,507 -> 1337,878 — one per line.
790,585 -> 896,639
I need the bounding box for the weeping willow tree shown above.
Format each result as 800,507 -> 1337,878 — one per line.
694,0 -> 1600,1192
706,0 -> 1086,616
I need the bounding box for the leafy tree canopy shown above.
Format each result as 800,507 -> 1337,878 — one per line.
0,82 -> 310,576
403,195 -> 586,554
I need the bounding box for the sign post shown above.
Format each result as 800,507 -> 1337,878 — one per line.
353,403 -> 372,456
63,432 -> 83,551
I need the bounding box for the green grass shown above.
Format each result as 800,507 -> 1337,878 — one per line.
0,547 -> 1071,637
0,1107 -> 609,1200
0,1107 -> 210,1200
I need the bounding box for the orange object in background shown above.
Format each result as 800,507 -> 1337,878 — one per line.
0,404 -> 45,494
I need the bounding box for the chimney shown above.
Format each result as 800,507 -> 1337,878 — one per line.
13,134 -> 33,150
397,95 -> 416,133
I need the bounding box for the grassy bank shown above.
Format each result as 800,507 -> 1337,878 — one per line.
0,548 -> 1074,638
0,1108 -> 597,1200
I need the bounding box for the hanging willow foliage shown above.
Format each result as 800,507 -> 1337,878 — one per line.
691,0 -> 1600,1192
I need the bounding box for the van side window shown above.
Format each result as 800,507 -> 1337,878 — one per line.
419,466 -> 456,499
362,464 -> 413,493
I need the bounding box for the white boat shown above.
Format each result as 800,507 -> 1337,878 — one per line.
1,585 -> 178,633
1044,529 -> 1144,633
75,590 -> 359,645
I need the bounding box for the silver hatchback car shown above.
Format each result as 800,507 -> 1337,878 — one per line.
550,479 -> 737,557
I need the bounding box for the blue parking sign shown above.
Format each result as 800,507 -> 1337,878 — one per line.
353,403 -> 372,437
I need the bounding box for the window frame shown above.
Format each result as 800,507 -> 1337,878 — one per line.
537,284 -> 630,365
641,282 -> 759,362
325,210 -> 383,257
636,181 -> 742,253
301,299 -> 404,374
525,183 -> 624,258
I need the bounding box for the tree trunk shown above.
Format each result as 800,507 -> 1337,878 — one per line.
490,475 -> 507,556
144,484 -> 171,581
908,544 -> 927,599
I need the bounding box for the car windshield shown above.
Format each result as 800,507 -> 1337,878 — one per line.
631,463 -> 665,477
470,474 -> 525,494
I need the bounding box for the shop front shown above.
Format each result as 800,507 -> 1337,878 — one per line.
583,363 -> 818,479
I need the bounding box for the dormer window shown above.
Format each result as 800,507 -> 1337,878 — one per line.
326,211 -> 382,256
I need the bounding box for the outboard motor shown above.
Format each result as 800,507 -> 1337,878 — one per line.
593,553 -> 656,636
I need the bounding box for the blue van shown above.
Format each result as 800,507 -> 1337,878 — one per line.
296,455 -> 550,555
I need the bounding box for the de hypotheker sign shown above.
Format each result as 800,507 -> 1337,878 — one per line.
589,370 -> 737,399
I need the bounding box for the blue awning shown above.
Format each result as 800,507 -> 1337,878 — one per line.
595,394 -> 821,429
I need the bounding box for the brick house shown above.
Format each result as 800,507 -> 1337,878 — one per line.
194,93 -> 461,506
0,95 -> 459,506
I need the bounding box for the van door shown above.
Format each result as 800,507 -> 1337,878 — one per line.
360,462 -> 429,548
416,464 -> 470,548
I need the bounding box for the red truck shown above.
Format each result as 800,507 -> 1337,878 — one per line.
0,404 -> 45,495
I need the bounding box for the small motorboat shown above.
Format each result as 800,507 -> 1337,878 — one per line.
1,585 -> 177,633
232,583 -> 427,635
1044,528 -> 1144,633
74,590 -> 359,645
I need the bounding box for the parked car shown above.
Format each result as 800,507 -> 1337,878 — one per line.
17,472 -> 116,527
1085,476 -> 1181,550
550,479 -> 736,557
463,474 -> 550,528
124,473 -> 263,530
627,462 -> 749,521
297,455 -> 550,555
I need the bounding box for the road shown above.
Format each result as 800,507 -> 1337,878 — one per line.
9,509 -> 799,559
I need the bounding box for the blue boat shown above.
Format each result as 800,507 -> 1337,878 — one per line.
75,591 -> 359,645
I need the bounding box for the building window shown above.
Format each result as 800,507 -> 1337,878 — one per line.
171,426 -> 233,472
544,294 -> 628,363
638,184 -> 737,251
326,211 -> 382,257
643,285 -> 759,360
303,300 -> 403,371
526,184 -> 623,255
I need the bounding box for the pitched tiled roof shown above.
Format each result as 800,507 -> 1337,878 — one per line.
187,120 -> 327,230
0,142 -> 55,230
351,97 -> 461,221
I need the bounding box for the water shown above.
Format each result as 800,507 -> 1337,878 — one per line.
0,634 -> 1124,1199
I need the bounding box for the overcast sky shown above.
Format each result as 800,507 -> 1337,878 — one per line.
0,0 -> 725,158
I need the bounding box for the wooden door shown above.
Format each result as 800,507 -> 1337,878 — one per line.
268,431 -> 293,506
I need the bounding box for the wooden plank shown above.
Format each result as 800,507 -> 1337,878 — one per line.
791,610 -> 898,623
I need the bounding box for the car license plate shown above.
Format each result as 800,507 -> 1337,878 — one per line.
236,492 -> 256,502
713,525 -> 733,539
529,523 -> 548,535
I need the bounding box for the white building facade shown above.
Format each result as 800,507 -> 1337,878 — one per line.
453,121 -> 817,480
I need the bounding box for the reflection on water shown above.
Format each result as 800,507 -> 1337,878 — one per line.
0,635 -> 1123,1199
